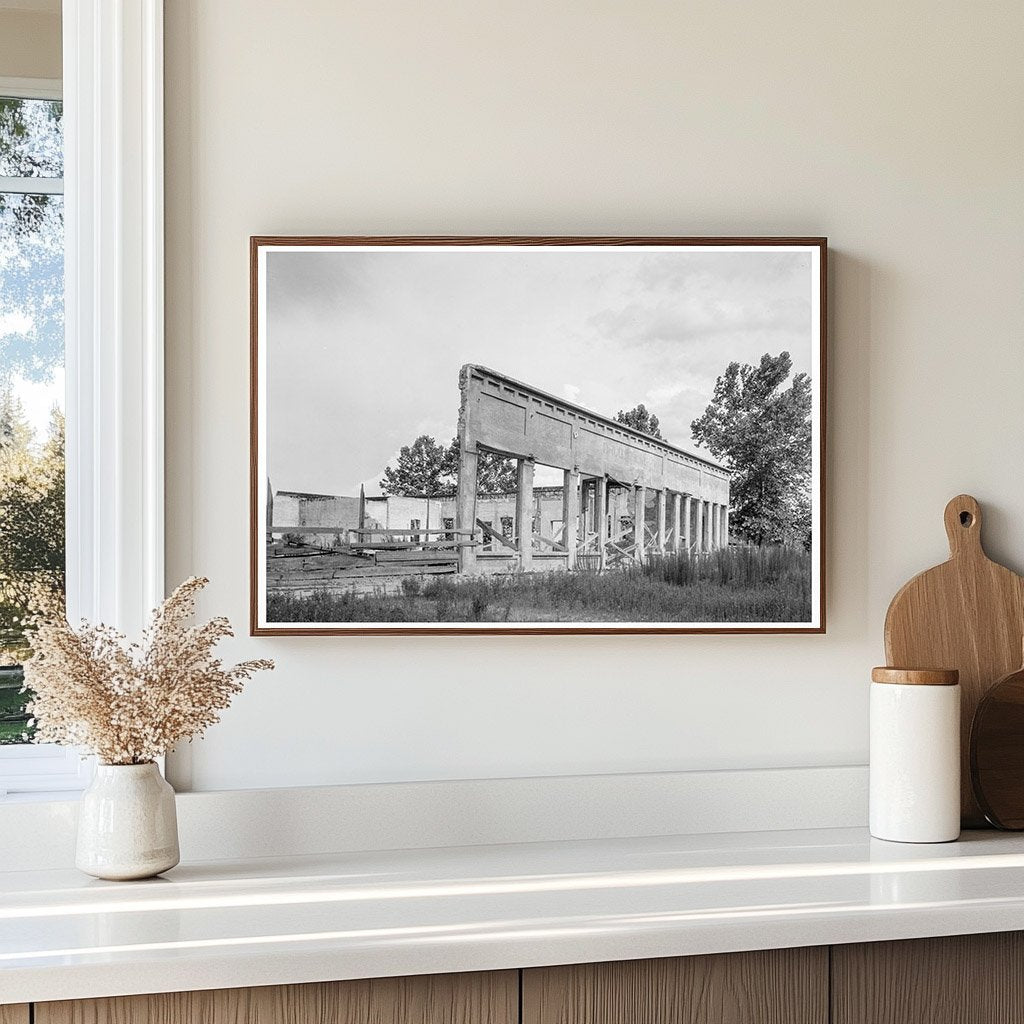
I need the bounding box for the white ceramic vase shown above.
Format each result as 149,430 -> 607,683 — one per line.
76,762 -> 180,880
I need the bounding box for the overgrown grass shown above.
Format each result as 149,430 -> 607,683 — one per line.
266,589 -> 414,623
267,544 -> 812,624
637,544 -> 810,590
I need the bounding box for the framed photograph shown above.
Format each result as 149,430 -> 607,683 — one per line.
251,237 -> 826,635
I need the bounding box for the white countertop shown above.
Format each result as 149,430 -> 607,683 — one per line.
4,826 -> 1024,1004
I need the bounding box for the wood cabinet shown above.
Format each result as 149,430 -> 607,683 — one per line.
832,932 -> 1024,1024
15,933 -> 1024,1024
34,972 -> 517,1024
522,948 -> 828,1024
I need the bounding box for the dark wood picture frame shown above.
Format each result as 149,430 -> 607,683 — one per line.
250,236 -> 827,636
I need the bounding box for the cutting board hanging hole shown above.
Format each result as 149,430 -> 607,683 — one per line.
944,494 -> 983,556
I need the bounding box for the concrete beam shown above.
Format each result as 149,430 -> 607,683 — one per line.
459,364 -> 729,504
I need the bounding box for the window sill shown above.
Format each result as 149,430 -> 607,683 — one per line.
0,789 -> 85,804
0,746 -> 94,799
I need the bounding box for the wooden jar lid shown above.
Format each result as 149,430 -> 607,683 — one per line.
871,667 -> 960,686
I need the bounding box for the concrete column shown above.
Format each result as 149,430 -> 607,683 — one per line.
683,494 -> 692,553
703,500 -> 712,551
516,458 -> 535,571
456,446 -> 479,573
563,469 -> 580,569
694,497 -> 704,553
595,476 -> 607,571
672,493 -> 682,554
723,505 -> 730,547
656,489 -> 667,554
634,485 -> 646,564
710,503 -> 719,549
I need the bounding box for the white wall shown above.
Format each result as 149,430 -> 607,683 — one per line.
0,7 -> 61,81
164,1 -> 1024,792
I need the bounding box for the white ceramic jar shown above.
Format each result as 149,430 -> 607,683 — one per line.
76,762 -> 180,880
870,667 -> 960,843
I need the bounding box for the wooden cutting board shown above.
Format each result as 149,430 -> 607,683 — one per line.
884,494 -> 1024,826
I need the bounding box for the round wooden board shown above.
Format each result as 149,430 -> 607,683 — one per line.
971,664 -> 1024,829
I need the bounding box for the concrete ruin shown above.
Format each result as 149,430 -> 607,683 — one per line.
455,364 -> 731,573
267,365 -> 731,591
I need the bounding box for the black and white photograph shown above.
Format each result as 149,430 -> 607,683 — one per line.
251,238 -> 825,634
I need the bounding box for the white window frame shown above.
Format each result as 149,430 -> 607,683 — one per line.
0,0 -> 164,797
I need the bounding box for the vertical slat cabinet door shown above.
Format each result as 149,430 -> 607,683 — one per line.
0,1007 -> 30,1024
832,933 -> 1024,1024
35,971 -> 519,1024
522,949 -> 828,1024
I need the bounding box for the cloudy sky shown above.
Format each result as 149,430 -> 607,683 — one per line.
265,246 -> 815,496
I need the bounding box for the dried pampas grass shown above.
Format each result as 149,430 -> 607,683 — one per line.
23,577 -> 273,765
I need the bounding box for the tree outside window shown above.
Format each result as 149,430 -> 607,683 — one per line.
0,95 -> 65,744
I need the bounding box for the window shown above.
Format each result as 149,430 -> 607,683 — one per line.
409,518 -> 421,543
0,88 -> 64,749
1,10 -> 167,797
442,516 -> 454,542
500,515 -> 514,540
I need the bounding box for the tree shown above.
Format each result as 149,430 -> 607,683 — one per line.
442,439 -> 516,494
476,450 -> 517,494
690,352 -> 811,546
615,403 -> 664,439
0,393 -> 65,663
379,435 -> 455,498
380,433 -> 520,503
